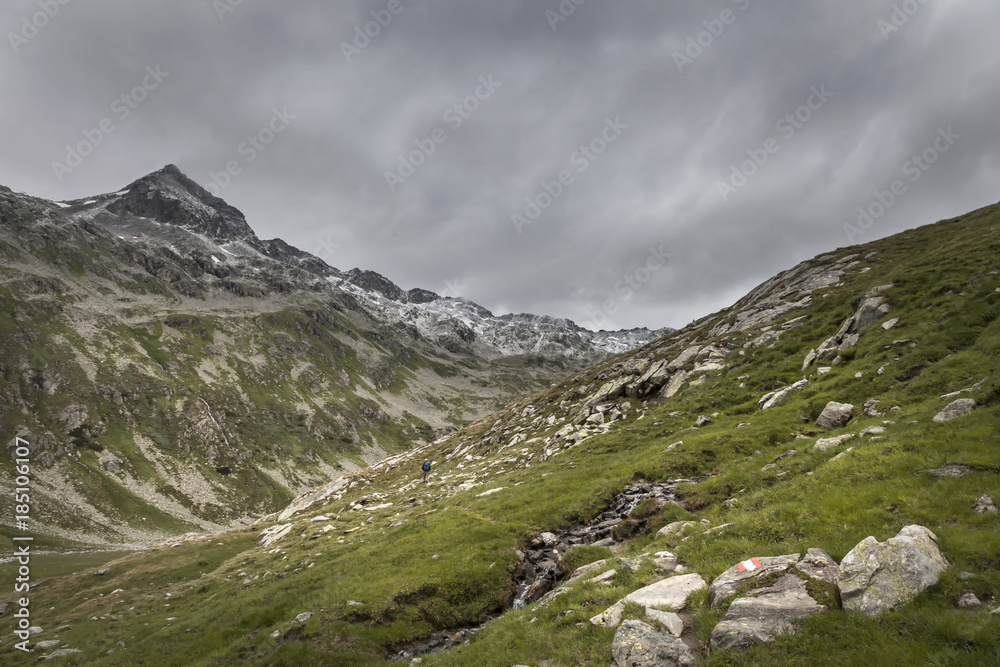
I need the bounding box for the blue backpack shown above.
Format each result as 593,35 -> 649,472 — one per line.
422,461 -> 430,471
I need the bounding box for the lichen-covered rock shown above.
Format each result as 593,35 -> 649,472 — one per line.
611,620 -> 696,667
709,554 -> 801,607
838,525 -> 949,616
711,575 -> 825,650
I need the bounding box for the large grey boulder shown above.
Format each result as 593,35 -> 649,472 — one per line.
711,575 -> 826,650
592,574 -> 707,627
932,399 -> 977,423
611,620 -> 696,667
838,525 -> 949,616
816,402 -> 854,430
709,554 -> 801,607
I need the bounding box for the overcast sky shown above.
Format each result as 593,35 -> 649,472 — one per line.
2,1 -> 998,330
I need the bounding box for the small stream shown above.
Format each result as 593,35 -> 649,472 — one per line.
391,480 -> 693,661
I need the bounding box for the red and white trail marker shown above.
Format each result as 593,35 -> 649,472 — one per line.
736,557 -> 763,573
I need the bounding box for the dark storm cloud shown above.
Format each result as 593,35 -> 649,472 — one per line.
2,0 -> 998,329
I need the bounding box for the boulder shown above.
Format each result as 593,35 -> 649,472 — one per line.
539,532 -> 559,547
932,399 -> 977,423
592,574 -> 707,627
958,593 -> 981,608
652,551 -> 678,571
657,521 -> 696,538
813,433 -> 856,452
838,525 -> 949,616
709,554 -> 801,607
586,377 -> 631,408
592,570 -> 617,585
258,523 -> 294,548
661,371 -> 689,399
838,334 -> 860,353
624,574 -> 706,610
849,295 -> 891,334
816,402 -> 854,430
794,548 -> 839,584
759,379 -> 808,410
974,495 -> 998,515
667,346 -> 702,371
862,399 -> 883,417
630,360 -> 671,397
566,559 -> 610,584
711,575 -> 825,650
694,416 -> 712,428
611,620 -> 696,667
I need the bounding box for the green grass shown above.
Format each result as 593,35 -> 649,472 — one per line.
2,194 -> 1000,665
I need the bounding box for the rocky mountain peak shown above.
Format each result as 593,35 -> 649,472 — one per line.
344,268 -> 408,302
106,163 -> 256,243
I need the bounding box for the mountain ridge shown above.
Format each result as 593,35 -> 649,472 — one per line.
0,166 -> 670,547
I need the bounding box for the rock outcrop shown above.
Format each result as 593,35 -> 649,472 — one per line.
711,574 -> 826,650
709,554 -> 801,607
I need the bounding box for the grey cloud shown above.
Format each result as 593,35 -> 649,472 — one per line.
2,0 -> 997,330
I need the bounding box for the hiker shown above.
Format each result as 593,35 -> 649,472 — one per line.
422,459 -> 431,483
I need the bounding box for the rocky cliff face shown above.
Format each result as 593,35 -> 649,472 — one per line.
0,166 -> 666,546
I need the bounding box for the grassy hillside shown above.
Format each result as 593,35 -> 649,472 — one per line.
2,203 -> 999,664
0,184 -> 582,545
